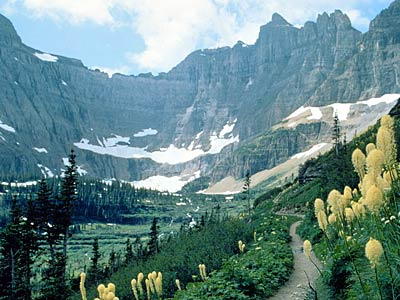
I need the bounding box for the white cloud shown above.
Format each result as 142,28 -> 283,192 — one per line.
4,0 -> 393,72
90,65 -> 131,77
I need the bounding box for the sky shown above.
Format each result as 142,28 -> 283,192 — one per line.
0,0 -> 394,76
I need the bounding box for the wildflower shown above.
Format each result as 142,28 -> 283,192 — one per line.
255,246 -> 262,250
390,216 -> 396,220
377,126 -> 397,166
317,211 -> 328,231
352,202 -> 365,217
328,213 -> 337,224
352,148 -> 366,179
175,279 -> 182,291
366,143 -> 376,155
346,236 -> 352,242
199,264 -> 207,280
80,273 -> 87,300
342,186 -> 353,206
238,240 -> 246,252
327,190 -> 342,214
384,220 -> 390,224
345,207 -> 354,222
381,115 -> 395,130
366,149 -> 385,176
364,185 -> 384,213
314,198 -> 325,216
137,273 -> 144,296
155,272 -> 163,297
131,279 -> 139,300
303,240 -> 312,258
365,238 -> 384,268
361,173 -> 378,196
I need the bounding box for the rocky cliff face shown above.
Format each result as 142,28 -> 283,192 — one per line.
0,2 -> 400,190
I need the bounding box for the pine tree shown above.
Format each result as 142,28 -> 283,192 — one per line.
0,197 -> 37,300
242,171 -> 251,215
125,238 -> 134,264
133,236 -> 143,260
59,150 -> 78,257
88,238 -> 101,283
108,248 -> 117,273
147,217 -> 159,256
332,113 -> 341,156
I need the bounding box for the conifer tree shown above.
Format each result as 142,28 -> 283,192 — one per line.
0,197 -> 37,300
125,238 -> 134,264
243,171 -> 251,215
332,113 -> 341,156
147,217 -> 159,255
88,238 -> 101,283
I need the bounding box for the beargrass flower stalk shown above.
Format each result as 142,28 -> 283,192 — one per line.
175,279 -> 182,291
137,272 -> 144,297
80,273 -> 87,300
352,148 -> 366,179
131,279 -> 139,300
317,210 -> 328,231
328,213 -> 337,224
377,126 -> 397,167
327,189 -> 343,216
303,240 -> 322,275
198,264 -> 207,281
366,143 -> 376,155
366,149 -> 385,177
365,238 -> 384,299
345,207 -> 355,223
145,279 -> 151,300
155,273 -> 163,298
314,198 -> 325,216
364,185 -> 384,213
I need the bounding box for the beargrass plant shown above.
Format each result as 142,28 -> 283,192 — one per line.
304,115 -> 400,299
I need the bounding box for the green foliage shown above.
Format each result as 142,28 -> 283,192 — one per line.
71,217 -> 253,299
174,212 -> 295,299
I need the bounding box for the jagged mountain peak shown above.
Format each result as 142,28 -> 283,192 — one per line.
270,13 -> 292,26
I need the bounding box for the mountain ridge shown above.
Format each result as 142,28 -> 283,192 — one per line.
0,2 -> 400,192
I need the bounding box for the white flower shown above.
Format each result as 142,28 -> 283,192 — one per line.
255,247 -> 262,250
390,216 -> 396,220
385,220 -> 390,224
381,217 -> 386,221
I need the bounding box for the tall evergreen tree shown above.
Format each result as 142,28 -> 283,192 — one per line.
88,238 -> 101,283
0,197 -> 37,300
332,113 -> 341,156
147,217 -> 159,256
125,238 -> 134,264
242,171 -> 251,215
59,149 -> 78,257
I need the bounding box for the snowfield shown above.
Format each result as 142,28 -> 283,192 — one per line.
74,120 -> 239,164
34,52 -> 58,62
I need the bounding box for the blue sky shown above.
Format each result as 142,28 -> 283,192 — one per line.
0,0 -> 393,76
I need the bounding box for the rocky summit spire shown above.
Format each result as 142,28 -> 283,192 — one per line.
270,13 -> 292,26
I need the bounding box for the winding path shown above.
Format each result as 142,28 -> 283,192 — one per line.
269,220 -> 321,300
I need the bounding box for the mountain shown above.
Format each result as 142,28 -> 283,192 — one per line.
1,1 -> 400,192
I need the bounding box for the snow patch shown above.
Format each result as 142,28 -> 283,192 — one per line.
328,103 -> 352,121
62,158 -> 88,176
291,143 -> 328,159
245,78 -> 253,90
74,120 -> 239,164
132,171 -> 201,193
33,147 -> 48,154
133,128 -> 158,137
1,181 -> 38,187
61,80 -> 68,86
34,52 -> 58,62
0,120 -> 16,133
37,164 -> 54,178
